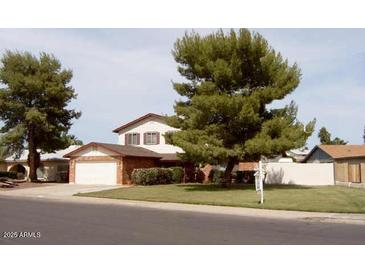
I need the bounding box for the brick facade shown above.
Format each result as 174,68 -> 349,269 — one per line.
121,156 -> 160,184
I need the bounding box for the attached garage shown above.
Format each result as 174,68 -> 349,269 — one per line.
64,142 -> 161,185
75,161 -> 117,185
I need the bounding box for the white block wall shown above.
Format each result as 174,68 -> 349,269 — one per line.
265,163 -> 335,186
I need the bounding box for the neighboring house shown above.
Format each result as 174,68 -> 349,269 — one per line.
285,147 -> 310,162
261,148 -> 310,163
303,145 -> 365,184
238,162 -> 258,171
2,145 -> 80,182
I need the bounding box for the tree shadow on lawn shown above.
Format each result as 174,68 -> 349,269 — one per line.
177,183 -> 313,192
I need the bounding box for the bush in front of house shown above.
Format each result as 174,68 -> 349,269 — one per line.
169,166 -> 184,183
211,169 -> 225,185
235,171 -> 244,183
0,171 -> 17,179
132,168 -> 173,185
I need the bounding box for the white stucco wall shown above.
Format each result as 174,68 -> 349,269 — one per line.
265,163 -> 335,186
72,146 -> 118,157
117,117 -> 184,154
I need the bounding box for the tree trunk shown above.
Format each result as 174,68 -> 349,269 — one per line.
27,126 -> 40,182
223,157 -> 236,187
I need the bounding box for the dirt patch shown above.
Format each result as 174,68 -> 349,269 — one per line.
0,182 -> 59,191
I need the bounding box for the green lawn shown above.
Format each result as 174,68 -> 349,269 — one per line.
77,184 -> 365,213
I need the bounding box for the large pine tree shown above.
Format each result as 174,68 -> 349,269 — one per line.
166,29 -> 315,185
0,51 -> 81,181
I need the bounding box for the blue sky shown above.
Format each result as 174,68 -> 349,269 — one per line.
0,28 -> 364,148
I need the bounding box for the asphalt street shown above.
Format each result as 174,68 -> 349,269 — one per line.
0,196 -> 364,244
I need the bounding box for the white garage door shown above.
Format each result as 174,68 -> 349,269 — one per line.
75,161 -> 117,185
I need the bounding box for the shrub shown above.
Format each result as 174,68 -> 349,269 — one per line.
169,166 -> 184,183
195,169 -> 205,183
235,171 -> 244,183
0,171 -> 17,179
132,168 -> 173,185
211,169 -> 225,185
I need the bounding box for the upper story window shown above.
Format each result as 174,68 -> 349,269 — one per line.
125,133 -> 140,145
144,132 -> 160,145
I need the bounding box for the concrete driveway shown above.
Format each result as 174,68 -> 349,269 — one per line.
0,183 -> 120,199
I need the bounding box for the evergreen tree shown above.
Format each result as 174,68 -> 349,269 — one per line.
318,127 -> 331,144
318,126 -> 347,145
166,29 -> 315,185
0,51 -> 81,181
0,145 -> 8,161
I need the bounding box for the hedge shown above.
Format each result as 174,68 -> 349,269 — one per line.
169,166 -> 184,183
212,170 -> 225,184
235,171 -> 244,183
0,171 -> 17,179
131,168 -> 173,185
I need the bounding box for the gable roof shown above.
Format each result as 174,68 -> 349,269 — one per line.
112,113 -> 164,133
64,142 -> 162,158
303,145 -> 365,162
5,145 -> 81,162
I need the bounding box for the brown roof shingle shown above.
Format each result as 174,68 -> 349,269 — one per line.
238,162 -> 258,171
317,145 -> 365,159
64,142 -> 162,158
159,153 -> 181,162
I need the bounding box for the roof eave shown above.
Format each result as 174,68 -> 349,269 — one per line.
332,155 -> 365,160
302,145 -> 320,163
63,142 -> 125,158
112,113 -> 164,133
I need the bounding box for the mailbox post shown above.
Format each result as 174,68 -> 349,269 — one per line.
254,161 -> 265,204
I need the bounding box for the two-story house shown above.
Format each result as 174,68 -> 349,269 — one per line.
113,113 -> 183,155
64,113 -> 185,185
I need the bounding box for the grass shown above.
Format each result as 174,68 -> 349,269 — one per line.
77,184 -> 365,213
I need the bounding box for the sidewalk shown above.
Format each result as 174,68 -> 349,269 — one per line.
0,183 -> 120,198
1,184 -> 364,225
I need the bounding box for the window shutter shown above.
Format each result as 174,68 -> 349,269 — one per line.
144,133 -> 147,145
156,132 -> 160,144
125,134 -> 128,145
137,133 -> 140,145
